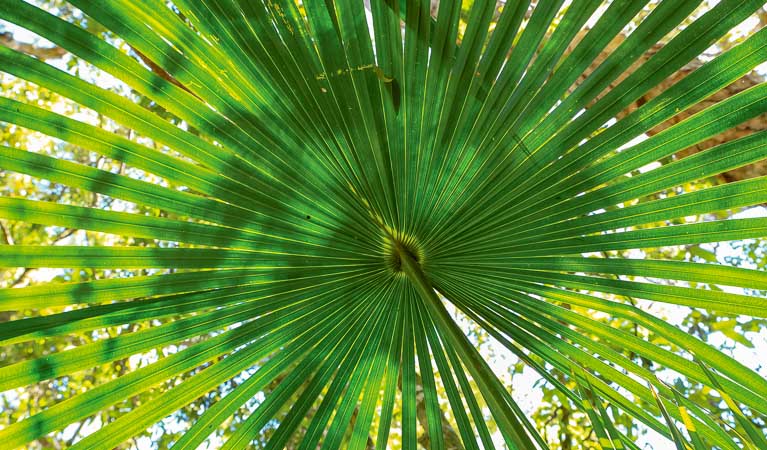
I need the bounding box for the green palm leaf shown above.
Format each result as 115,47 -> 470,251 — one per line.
1,0 -> 766,448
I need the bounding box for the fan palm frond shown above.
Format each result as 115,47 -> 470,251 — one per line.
1,0 -> 766,448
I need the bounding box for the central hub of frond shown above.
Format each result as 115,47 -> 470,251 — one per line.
384,234 -> 423,274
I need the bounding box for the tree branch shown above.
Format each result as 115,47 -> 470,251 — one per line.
0,32 -> 67,60
573,31 -> 767,183
0,220 -> 14,245
130,47 -> 198,98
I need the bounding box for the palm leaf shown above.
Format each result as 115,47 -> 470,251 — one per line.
1,0 -> 766,448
